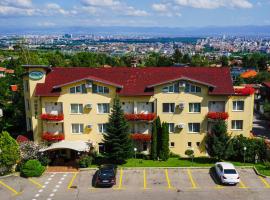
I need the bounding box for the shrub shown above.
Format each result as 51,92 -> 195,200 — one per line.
38,156 -> 51,166
169,152 -> 181,158
0,131 -> 20,175
79,155 -> 93,168
185,149 -> 194,157
20,159 -> 45,177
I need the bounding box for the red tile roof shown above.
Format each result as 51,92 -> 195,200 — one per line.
35,67 -> 234,97
263,82 -> 270,88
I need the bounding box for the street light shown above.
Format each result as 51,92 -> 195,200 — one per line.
243,146 -> 247,163
134,147 -> 137,159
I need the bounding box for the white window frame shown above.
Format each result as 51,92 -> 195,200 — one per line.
170,142 -> 175,148
98,123 -> 108,134
69,84 -> 86,94
189,103 -> 201,113
162,103 -> 175,113
70,104 -> 83,114
185,83 -> 201,93
71,123 -> 84,134
232,101 -> 244,111
231,120 -> 243,130
97,85 -> 109,94
97,103 -> 110,114
188,123 -> 200,133
162,83 -> 178,93
168,123 -> 175,133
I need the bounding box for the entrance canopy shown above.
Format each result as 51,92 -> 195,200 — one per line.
40,140 -> 91,152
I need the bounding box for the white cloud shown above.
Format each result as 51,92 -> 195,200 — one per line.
81,0 -> 120,7
152,3 -> 168,12
0,0 -> 32,8
37,21 -> 56,27
174,0 -> 253,9
45,3 -> 70,15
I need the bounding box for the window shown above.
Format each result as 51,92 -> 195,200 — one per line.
69,84 -> 87,94
188,123 -> 200,133
188,142 -> 192,147
71,124 -> 84,134
231,120 -> 243,130
170,142 -> 175,147
99,143 -> 105,153
143,142 -> 148,151
189,103 -> 201,113
97,103 -> 110,114
185,83 -> 201,93
70,104 -> 83,114
162,103 -> 175,113
168,123 -> 175,133
34,100 -> 38,117
98,124 -> 108,134
162,83 -> 179,93
233,101 -> 244,111
93,84 -> 109,94
196,142 -> 200,147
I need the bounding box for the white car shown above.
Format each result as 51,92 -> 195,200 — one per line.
214,162 -> 240,185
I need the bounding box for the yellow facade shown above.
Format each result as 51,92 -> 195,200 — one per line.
23,66 -> 254,157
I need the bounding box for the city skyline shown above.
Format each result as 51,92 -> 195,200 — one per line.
0,0 -> 270,31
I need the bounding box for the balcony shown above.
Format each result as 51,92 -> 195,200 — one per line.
130,133 -> 152,142
40,114 -> 64,121
42,132 -> 65,141
207,112 -> 229,120
234,86 -> 255,96
124,113 -> 156,121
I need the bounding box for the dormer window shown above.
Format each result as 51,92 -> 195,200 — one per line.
162,83 -> 179,93
70,84 -> 87,94
93,84 -> 109,94
185,83 -> 201,93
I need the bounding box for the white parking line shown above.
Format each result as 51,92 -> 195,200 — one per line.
53,189 -> 58,192
45,182 -> 49,184
48,178 -> 52,181
50,193 -> 55,197
58,181 -> 62,184
55,185 -> 60,188
38,189 -> 43,192
35,194 -> 40,197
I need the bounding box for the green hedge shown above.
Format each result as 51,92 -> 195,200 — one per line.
20,159 -> 45,177
79,155 -> 93,168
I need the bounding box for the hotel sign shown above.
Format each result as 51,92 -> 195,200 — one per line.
29,71 -> 44,80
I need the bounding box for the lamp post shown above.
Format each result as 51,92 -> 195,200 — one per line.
243,146 -> 247,163
134,147 -> 137,159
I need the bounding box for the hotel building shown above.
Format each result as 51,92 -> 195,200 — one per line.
23,65 -> 254,157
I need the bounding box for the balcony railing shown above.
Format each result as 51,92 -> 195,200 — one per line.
207,112 -> 229,120
42,132 -> 65,141
40,114 -> 64,121
124,113 -> 156,121
130,133 -> 151,142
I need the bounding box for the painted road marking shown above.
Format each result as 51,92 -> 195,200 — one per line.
187,169 -> 198,189
0,180 -> 21,196
143,169 -> 150,190
259,177 -> 270,188
114,168 -> 124,190
239,180 -> 249,189
165,169 -> 175,190
68,172 -> 78,189
28,178 -> 44,189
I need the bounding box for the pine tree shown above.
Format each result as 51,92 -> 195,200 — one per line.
159,122 -> 170,161
155,117 -> 162,159
103,96 -> 133,164
151,121 -> 157,160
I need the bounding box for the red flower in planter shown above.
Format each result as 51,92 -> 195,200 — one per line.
16,135 -> 29,143
234,87 -> 255,96
124,113 -> 156,121
207,112 -> 229,120
130,133 -> 151,142
40,114 -> 64,121
42,132 -> 65,141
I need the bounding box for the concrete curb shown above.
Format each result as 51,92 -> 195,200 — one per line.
0,172 -> 19,179
253,166 -> 269,178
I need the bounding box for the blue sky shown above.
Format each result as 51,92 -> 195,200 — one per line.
0,0 -> 270,29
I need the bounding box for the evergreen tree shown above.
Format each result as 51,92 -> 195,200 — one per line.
155,117 -> 162,158
151,121 -> 157,160
103,97 -> 132,164
159,122 -> 170,161
173,49 -> 183,64
0,131 -> 20,175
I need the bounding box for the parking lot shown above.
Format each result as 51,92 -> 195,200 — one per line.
0,168 -> 270,200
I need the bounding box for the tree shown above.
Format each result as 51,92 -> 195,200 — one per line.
220,56 -> 229,67
185,149 -> 194,164
103,96 -> 133,164
206,120 -> 231,160
0,131 -> 20,175
151,121 -> 157,160
159,122 -> 169,161
155,117 -> 162,158
173,49 -> 183,64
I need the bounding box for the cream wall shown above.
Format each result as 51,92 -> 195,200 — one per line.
24,68 -> 254,157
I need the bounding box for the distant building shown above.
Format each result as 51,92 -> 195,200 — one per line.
63,34 -> 72,39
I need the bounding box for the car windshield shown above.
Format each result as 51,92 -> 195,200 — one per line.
99,169 -> 114,178
224,169 -> 237,174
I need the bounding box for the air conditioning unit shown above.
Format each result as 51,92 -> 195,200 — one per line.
179,81 -> 186,88
177,123 -> 185,129
87,124 -> 93,129
85,104 -> 92,109
178,102 -> 185,109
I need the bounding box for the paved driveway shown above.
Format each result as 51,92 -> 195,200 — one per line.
0,168 -> 270,200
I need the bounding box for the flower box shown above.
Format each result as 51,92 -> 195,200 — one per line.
207,112 -> 229,120
42,132 -> 65,141
16,135 -> 29,143
124,113 -> 156,121
234,87 -> 255,96
130,133 -> 151,142
40,114 -> 64,121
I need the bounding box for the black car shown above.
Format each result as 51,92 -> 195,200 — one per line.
94,164 -> 117,187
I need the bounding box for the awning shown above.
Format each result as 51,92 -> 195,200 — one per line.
40,140 -> 92,152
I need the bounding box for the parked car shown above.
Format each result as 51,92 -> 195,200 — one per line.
214,162 -> 240,185
94,164 -> 117,187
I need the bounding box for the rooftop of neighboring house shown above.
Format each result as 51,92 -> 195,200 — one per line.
0,67 -> 14,74
34,66 -> 234,97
